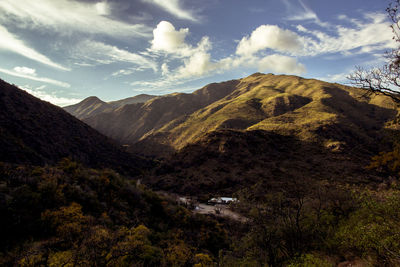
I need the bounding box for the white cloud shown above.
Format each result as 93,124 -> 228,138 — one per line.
75,40 -> 157,71
320,72 -> 349,83
0,0 -> 151,38
95,2 -> 109,16
285,0 -> 318,21
236,25 -> 302,56
143,0 -> 198,22
0,25 -> 69,70
151,21 -> 189,54
257,54 -> 306,75
111,69 -> 136,77
141,21 -> 308,88
176,51 -> 214,78
0,67 -> 70,88
149,21 -> 215,79
299,12 -> 396,56
161,63 -> 170,76
13,66 -> 37,76
19,85 -> 81,107
283,0 -> 328,26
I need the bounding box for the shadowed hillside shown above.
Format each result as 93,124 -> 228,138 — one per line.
0,79 -> 149,174
146,129 -> 388,196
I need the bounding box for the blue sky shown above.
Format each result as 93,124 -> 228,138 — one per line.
0,0 -> 395,106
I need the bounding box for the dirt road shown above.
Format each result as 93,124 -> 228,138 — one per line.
194,203 -> 248,223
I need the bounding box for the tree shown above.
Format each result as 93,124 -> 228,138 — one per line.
348,0 -> 400,103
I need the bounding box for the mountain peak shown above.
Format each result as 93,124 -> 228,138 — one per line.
82,96 -> 103,103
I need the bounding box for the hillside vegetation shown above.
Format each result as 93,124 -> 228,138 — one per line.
0,79 -> 149,174
68,73 -> 399,159
0,160 -> 228,266
144,73 -> 398,153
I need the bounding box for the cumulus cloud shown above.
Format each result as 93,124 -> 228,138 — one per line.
75,40 -> 157,71
151,21 -> 189,53
175,51 -> 214,78
258,54 -> 306,74
236,25 -> 302,56
0,67 -> 70,88
0,25 -> 69,70
19,85 -> 81,107
149,21 -> 215,79
143,0 -> 198,22
0,0 -> 151,38
140,21 -> 307,89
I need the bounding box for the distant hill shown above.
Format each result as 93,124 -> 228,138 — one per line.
82,80 -> 239,148
0,79 -> 148,174
64,94 -> 155,119
109,94 -> 156,108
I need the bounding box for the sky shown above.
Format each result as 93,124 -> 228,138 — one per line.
0,0 -> 396,106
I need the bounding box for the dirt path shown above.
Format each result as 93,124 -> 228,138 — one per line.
194,203 -> 248,223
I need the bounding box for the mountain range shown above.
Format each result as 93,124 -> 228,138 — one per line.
65,73 -> 398,156
64,73 -> 400,195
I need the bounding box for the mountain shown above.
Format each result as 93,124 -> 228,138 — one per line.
63,96 -> 110,120
77,73 -> 398,158
0,78 -> 148,174
64,94 -> 155,119
82,79 -> 240,149
141,73 -> 400,194
108,94 -> 156,108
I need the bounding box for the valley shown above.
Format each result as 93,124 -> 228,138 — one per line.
2,73 -> 400,266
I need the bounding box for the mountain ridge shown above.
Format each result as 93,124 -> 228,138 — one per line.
0,78 -> 148,174
66,73 -> 399,158
64,94 -> 156,119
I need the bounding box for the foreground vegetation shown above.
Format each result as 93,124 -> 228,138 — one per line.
2,156 -> 400,266
0,159 -> 227,266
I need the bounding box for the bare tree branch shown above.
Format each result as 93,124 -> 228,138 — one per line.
347,0 -> 400,104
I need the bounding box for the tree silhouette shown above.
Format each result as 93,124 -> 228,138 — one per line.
348,0 -> 400,103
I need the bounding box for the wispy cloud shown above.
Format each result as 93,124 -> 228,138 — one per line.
0,25 -> 69,70
19,85 -> 81,107
13,66 -> 37,76
111,69 -> 137,77
283,0 -> 328,26
74,40 -> 157,71
0,67 -> 71,88
298,12 -> 395,56
0,0 -> 151,38
143,0 -> 198,22
319,72 -> 349,83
